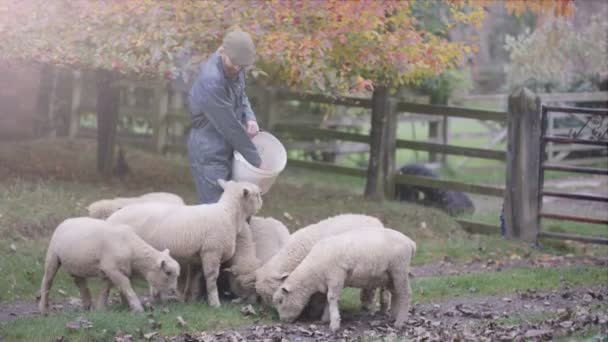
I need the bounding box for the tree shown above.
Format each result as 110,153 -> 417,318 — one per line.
0,0 -> 574,182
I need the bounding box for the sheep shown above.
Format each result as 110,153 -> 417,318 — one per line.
255,214 -> 384,310
38,217 -> 180,315
272,227 -> 416,332
249,216 -> 291,265
106,179 -> 262,307
87,192 -> 185,219
183,216 -> 289,304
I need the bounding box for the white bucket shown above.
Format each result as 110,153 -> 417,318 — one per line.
232,131 -> 287,194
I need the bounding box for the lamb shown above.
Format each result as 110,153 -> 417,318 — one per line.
106,179 -> 262,307
182,216 -> 289,303
87,192 -> 185,219
273,228 -> 417,332
255,214 -> 384,308
38,217 -> 180,315
249,216 -> 291,265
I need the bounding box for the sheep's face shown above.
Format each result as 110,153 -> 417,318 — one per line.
228,272 -> 258,303
255,271 -> 283,305
147,250 -> 180,296
273,283 -> 308,323
87,200 -> 123,219
219,180 -> 263,216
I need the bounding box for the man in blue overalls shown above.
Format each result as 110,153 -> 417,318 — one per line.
188,30 -> 262,204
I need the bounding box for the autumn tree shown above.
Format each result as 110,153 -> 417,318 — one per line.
0,0 -> 573,185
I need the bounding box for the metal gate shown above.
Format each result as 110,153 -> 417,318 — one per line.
537,105 -> 608,244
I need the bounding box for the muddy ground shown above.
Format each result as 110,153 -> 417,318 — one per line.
2,255 -> 606,341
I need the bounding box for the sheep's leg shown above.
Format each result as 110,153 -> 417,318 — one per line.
177,263 -> 190,301
103,269 -> 144,312
200,252 -> 221,308
96,278 -> 113,309
360,288 -> 375,312
321,302 -> 330,323
188,268 -> 203,302
38,254 -> 60,315
390,269 -> 411,328
326,278 -> 345,333
380,287 -> 391,315
72,276 -> 92,311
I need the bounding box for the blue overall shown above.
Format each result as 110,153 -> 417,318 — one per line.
187,52 -> 262,204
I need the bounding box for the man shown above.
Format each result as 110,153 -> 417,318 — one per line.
188,30 -> 262,204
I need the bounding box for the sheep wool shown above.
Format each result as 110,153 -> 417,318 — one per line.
273,227 -> 416,332
255,213 -> 384,306
38,217 -> 180,314
87,192 -> 185,219
107,180 -> 262,307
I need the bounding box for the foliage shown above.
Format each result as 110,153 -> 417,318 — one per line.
0,0 -> 574,96
504,14 -> 608,92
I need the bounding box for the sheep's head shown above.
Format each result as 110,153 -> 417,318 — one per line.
226,267 -> 258,304
218,180 -> 263,217
272,274 -> 309,323
255,269 -> 284,305
87,200 -> 123,219
146,249 -> 180,297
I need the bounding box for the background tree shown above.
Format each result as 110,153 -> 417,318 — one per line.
0,0 -> 574,184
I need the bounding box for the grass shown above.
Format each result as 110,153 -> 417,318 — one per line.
2,302 -> 269,342
0,138 -> 605,341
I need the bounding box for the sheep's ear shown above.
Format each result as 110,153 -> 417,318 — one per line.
217,179 -> 227,189
162,249 -> 170,256
243,188 -> 250,198
279,272 -> 289,281
281,285 -> 290,294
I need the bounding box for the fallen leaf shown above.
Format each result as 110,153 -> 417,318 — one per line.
283,212 -> 293,221
559,321 -> 573,329
524,329 -> 551,338
57,289 -> 67,296
143,332 -> 157,340
65,316 -> 93,330
240,304 -> 257,316
9,243 -> 17,252
176,315 -> 187,328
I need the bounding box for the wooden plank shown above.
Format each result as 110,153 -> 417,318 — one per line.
277,89 -> 372,108
539,231 -> 608,245
396,139 -> 506,160
453,91 -> 608,104
276,124 -> 507,160
542,191 -> 608,203
543,136 -> 608,146
394,174 -> 505,197
286,158 -> 367,177
540,212 -> 608,225
274,124 -> 370,143
543,105 -> 608,116
456,219 -> 500,235
543,164 -> 608,175
397,102 -> 507,122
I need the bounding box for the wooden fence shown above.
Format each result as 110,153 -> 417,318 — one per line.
66,72 -> 606,240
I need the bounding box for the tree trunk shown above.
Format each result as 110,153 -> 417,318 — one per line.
364,85 -> 389,201
95,69 -> 120,177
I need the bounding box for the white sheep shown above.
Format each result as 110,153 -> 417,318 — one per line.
255,214 -> 384,308
106,180 -> 262,307
38,217 -> 180,314
183,216 -> 289,303
87,192 -> 185,219
249,216 -> 291,265
273,227 -> 417,332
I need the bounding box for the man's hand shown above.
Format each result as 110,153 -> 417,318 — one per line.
246,120 -> 259,138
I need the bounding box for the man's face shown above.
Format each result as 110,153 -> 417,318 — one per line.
221,52 -> 243,79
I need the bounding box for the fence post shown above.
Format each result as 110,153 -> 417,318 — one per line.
154,81 -> 169,153
504,87 -> 542,243
69,70 -> 82,138
383,98 -> 398,200
365,85 -> 389,201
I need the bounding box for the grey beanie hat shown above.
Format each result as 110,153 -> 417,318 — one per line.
222,30 -> 256,66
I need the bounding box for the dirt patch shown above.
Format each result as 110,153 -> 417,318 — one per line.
177,286 -> 607,341
2,287 -> 606,341
413,254 -> 608,277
